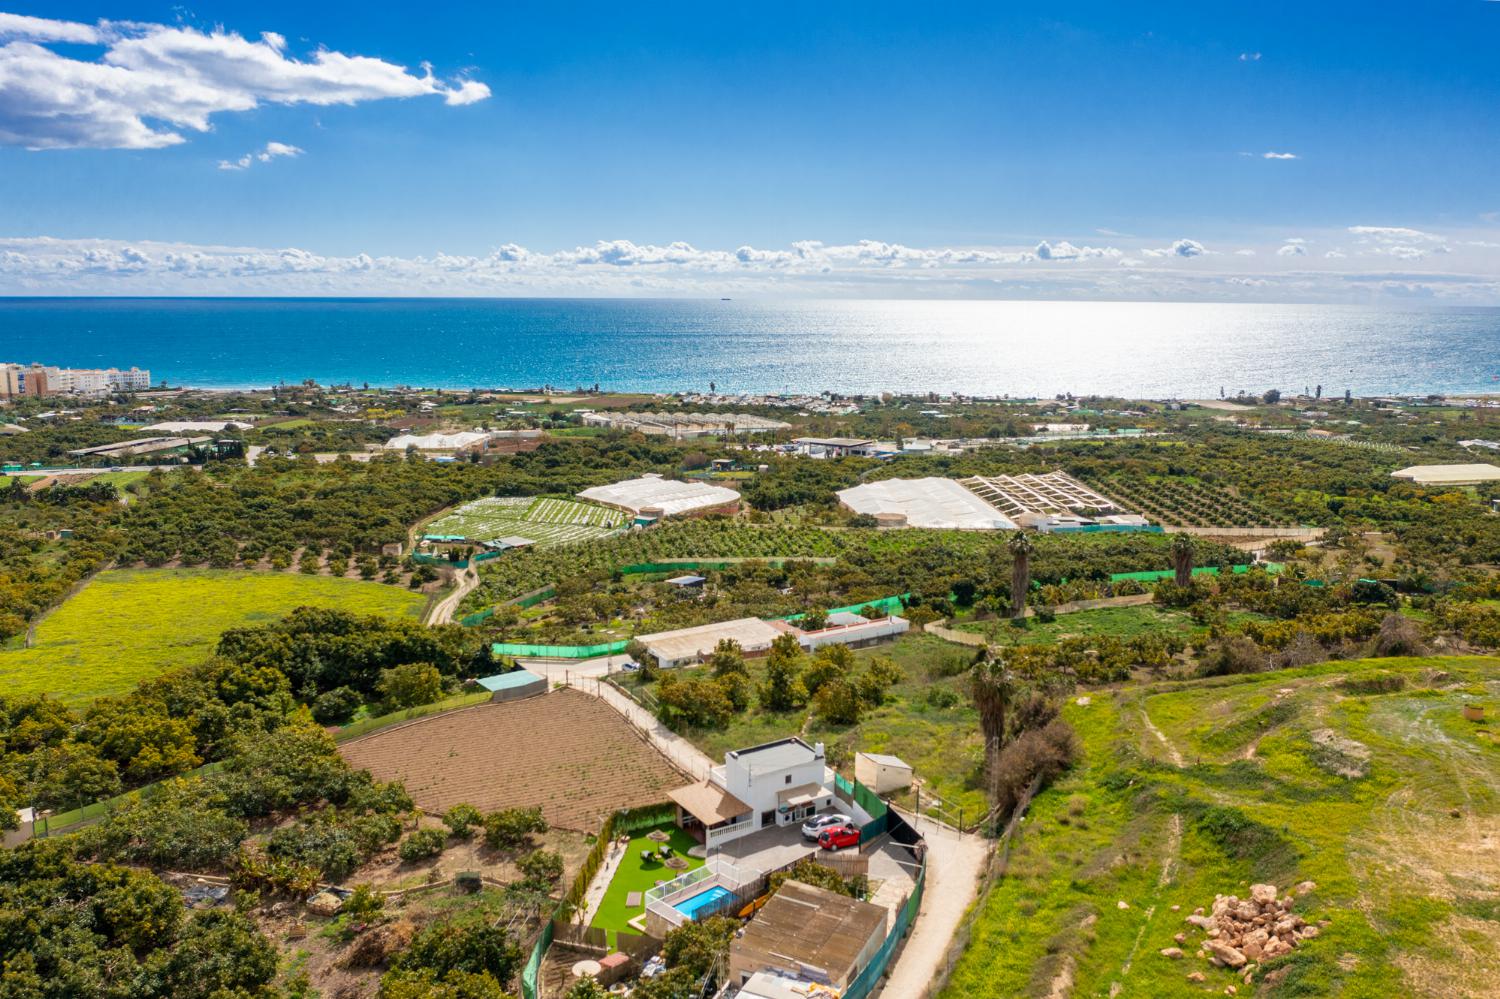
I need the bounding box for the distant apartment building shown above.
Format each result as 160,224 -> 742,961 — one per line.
0,363 -> 151,399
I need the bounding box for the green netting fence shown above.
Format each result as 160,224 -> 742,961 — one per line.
843,852 -> 925,999
491,640 -> 629,659
781,594 -> 909,622
520,917 -> 552,999
1108,562 -> 1283,583
835,773 -> 891,841
412,549 -> 504,569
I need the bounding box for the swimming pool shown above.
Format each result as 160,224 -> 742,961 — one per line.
674,884 -> 733,919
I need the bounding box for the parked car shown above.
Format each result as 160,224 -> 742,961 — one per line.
817,824 -> 860,852
801,812 -> 852,841
620,660 -> 641,672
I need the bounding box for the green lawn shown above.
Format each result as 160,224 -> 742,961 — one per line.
589,822 -> 705,945
940,655 -> 1500,997
0,568 -> 426,702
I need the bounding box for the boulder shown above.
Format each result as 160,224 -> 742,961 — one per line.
1161,948 -> 1184,959
1204,940 -> 1248,969
1187,972 -> 1206,983
1186,914 -> 1216,930
1250,884 -> 1278,905
1294,881 -> 1317,896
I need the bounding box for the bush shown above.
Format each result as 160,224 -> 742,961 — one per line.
377,662 -> 445,711
482,806 -> 547,850
990,719 -> 1079,821
1373,612 -> 1427,657
343,883 -> 386,921
443,803 -> 484,839
312,686 -> 362,725
517,849 -> 563,885
398,827 -> 447,863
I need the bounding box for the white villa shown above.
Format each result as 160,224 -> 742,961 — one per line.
667,737 -> 860,851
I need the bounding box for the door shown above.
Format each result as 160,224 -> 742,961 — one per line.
761,810 -> 776,828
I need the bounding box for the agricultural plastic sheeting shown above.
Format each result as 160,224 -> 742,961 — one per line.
1108,562 -> 1283,583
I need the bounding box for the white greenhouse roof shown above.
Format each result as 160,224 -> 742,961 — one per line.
837,477 -> 1016,530
1390,463 -> 1500,485
384,431 -> 492,450
577,473 -> 740,516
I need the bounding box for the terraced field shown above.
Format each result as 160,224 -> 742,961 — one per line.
339,688 -> 684,831
941,656 -> 1500,998
424,495 -> 626,547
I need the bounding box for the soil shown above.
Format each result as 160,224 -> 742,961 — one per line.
339,688 -> 685,831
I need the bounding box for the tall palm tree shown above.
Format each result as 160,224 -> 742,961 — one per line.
1008,531 -> 1035,620
970,650 -> 1018,796
1170,533 -> 1196,587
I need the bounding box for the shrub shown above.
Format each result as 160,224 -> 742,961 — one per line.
990,719 -> 1079,821
398,827 -> 447,863
1373,612 -> 1427,657
343,883 -> 386,921
443,803 -> 484,839
312,686 -> 362,725
482,806 -> 548,850
377,662 -> 445,711
517,849 -> 563,885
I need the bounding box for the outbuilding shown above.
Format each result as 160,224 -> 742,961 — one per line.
854,752 -> 913,794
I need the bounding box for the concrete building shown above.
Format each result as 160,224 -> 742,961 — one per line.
854,752 -> 913,794
1390,463 -> 1500,486
777,611 -> 910,652
727,880 -> 889,993
1,364 -> 150,398
581,411 -> 790,437
67,436 -> 210,460
668,738 -> 842,850
636,617 -> 783,669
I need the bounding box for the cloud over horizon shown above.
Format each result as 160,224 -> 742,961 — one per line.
0,227 -> 1494,303
0,12 -> 488,150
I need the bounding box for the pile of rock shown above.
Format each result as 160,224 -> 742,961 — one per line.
1165,882 -> 1321,986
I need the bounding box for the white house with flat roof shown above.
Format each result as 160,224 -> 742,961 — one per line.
668,737 -> 860,850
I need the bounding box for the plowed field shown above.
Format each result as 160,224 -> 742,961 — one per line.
339,689 -> 684,831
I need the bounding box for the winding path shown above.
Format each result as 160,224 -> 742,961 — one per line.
424,568 -> 479,625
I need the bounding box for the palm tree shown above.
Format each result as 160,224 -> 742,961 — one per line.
1170,533 -> 1196,587
970,650 -> 1018,794
1008,532 -> 1035,620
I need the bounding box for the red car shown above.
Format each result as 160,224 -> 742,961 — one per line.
817,824 -> 860,851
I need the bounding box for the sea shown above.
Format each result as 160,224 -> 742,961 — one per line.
2,297 -> 1497,398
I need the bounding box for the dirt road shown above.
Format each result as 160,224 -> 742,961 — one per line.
424,568 -> 478,625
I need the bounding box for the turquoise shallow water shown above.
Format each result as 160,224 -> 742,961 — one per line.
2,297 -> 1497,396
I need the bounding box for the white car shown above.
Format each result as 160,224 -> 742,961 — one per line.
801,812 -> 852,841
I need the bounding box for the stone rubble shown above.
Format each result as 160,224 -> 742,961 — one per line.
1178,882 -> 1320,984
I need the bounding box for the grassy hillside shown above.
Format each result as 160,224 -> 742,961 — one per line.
0,568 -> 427,702
941,656 -> 1500,999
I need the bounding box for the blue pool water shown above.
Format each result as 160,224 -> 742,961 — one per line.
674,884 -> 733,919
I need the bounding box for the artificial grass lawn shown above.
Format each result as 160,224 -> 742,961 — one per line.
0,567 -> 426,702
589,822 -> 704,945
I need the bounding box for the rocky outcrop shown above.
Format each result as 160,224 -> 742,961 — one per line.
1180,882 -> 1322,984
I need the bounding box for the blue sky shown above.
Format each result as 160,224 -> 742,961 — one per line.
1,2 -> 1498,300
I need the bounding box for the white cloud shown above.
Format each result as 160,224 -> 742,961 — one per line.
1347,225 -> 1442,241
218,139 -> 303,170
0,13 -> 489,150
1276,243 -> 1307,256
1239,52 -> 1262,61
1262,151 -> 1298,160
1325,250 -> 1346,259
0,231 -> 1493,303
1234,249 -> 1256,256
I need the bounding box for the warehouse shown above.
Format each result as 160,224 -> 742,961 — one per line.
1390,463 -> 1500,486
836,477 -> 1015,530
577,473 -> 741,520
728,880 -> 890,993
636,617 -> 783,668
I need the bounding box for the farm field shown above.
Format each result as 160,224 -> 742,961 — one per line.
950,604 -> 1267,647
1094,474 -> 1290,528
338,688 -> 686,831
0,568 -> 426,702
424,495 -> 626,547
939,655 -> 1500,998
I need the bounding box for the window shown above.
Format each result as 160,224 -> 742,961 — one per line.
785,775 -> 792,784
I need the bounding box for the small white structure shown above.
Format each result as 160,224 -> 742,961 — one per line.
577,473 -> 740,519
142,420 -> 254,433
1390,463 -> 1500,486
837,477 -> 1015,530
855,752 -> 913,794
669,738 -> 859,850
636,617 -> 782,669
791,612 -> 909,652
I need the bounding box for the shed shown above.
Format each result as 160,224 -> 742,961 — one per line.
854,752 -> 913,793
665,574 -> 706,589
476,669 -> 546,703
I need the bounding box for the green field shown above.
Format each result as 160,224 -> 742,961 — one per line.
0,568 -> 427,702
951,604 -> 1267,647
589,821 -> 705,945
940,655 -> 1500,998
425,495 -> 626,547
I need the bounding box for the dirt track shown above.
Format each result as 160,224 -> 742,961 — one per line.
339,688 -> 686,831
